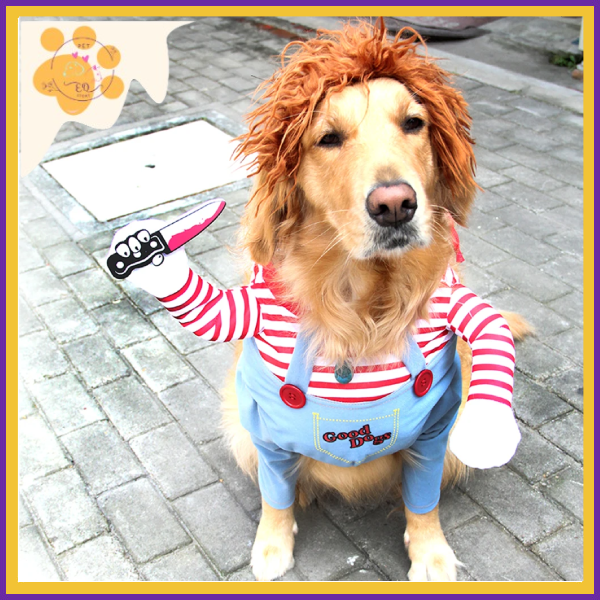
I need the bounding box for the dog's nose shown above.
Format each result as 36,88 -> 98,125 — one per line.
366,183 -> 418,227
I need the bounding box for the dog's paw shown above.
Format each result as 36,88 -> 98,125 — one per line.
405,537 -> 460,582
251,528 -> 296,581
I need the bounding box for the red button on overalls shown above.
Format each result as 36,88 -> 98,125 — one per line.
280,384 -> 306,408
414,369 -> 433,397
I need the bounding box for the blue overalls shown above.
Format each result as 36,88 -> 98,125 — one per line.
236,330 -> 462,514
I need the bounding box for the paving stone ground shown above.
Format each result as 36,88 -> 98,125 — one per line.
18,17 -> 585,582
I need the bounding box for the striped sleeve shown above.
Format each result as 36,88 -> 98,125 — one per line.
445,279 -> 515,408
156,264 -> 271,343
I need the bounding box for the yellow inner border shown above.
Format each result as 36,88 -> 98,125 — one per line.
7,5 -> 594,595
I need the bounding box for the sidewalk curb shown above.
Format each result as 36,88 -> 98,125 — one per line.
425,48 -> 583,115
271,16 -> 583,115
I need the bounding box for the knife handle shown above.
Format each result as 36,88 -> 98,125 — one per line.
107,230 -> 169,279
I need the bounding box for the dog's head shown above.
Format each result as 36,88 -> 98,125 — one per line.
236,21 -> 477,264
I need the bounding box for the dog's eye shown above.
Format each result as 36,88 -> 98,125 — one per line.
317,132 -> 342,147
403,117 -> 425,133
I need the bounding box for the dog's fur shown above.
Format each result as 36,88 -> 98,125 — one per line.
221,21 -> 529,581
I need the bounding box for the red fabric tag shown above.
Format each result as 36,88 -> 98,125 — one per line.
447,214 -> 465,263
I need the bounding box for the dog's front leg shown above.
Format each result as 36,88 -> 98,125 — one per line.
251,498 -> 298,581
404,505 -> 459,582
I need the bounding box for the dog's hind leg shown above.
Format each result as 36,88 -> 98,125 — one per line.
404,505 -> 460,582
251,499 -> 298,581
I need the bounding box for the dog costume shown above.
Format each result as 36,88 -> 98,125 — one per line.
109,218 -> 521,512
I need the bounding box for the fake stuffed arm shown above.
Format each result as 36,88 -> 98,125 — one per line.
445,280 -> 521,469
108,218 -> 267,342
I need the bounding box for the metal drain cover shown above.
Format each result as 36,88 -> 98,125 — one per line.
42,120 -> 250,221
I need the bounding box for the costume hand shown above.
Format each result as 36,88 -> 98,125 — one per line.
107,218 -> 190,297
449,400 -> 521,469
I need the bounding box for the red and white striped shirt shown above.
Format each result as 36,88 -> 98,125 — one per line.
158,264 -> 515,405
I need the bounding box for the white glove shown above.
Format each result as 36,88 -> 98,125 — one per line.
449,400 -> 521,469
107,218 -> 190,298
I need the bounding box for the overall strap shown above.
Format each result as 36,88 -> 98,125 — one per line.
402,334 -> 428,377
284,330 -> 428,393
284,330 -> 315,392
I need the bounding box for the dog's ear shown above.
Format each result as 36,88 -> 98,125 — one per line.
433,162 -> 478,227
241,173 -> 304,265
425,86 -> 479,227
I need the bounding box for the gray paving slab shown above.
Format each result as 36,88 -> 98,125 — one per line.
42,242 -> 94,277
93,376 -> 172,441
544,367 -> 584,412
341,505 -> 411,581
149,309 -> 212,354
63,334 -> 129,389
512,371 -> 572,429
93,299 -> 159,348
510,422 -> 571,483
18,297 -> 44,337
339,568 -> 387,581
198,437 -> 262,515
98,478 -> 191,563
446,517 -> 556,581
19,494 -> 34,528
140,545 -> 218,582
59,534 -> 141,582
19,267 -> 71,307
462,467 -> 570,545
538,410 -> 584,463
21,216 -> 71,248
187,342 -> 236,393
490,204 -> 563,240
19,414 -> 70,483
482,227 -> 561,266
544,328 -> 584,366
438,487 -> 484,532
129,423 -> 218,499
491,258 -> 573,304
37,297 -> 99,343
29,373 -> 105,436
18,380 -> 36,419
293,508 -> 368,581
532,523 -> 584,581
460,263 -> 510,299
195,246 -> 246,287
19,192 -> 49,222
485,289 -> 572,338
19,237 -> 47,272
173,483 -> 255,574
121,336 -> 196,393
539,253 -> 583,292
536,460 -> 583,522
25,467 -> 108,554
492,180 -> 564,213
515,337 -> 576,381
18,526 -> 63,582
158,378 -> 223,446
64,268 -> 123,310
61,421 -> 144,495
19,331 -> 70,383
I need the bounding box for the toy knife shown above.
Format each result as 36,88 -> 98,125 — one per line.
107,198 -> 226,279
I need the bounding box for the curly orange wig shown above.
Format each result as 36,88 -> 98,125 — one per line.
234,19 -> 477,220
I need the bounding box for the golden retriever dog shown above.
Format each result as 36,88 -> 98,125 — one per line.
221,20 -> 530,582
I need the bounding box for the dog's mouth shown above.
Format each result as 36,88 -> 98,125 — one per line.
364,221 -> 428,258
361,181 -> 430,257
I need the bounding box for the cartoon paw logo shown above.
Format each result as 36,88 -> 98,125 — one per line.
33,26 -> 124,116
